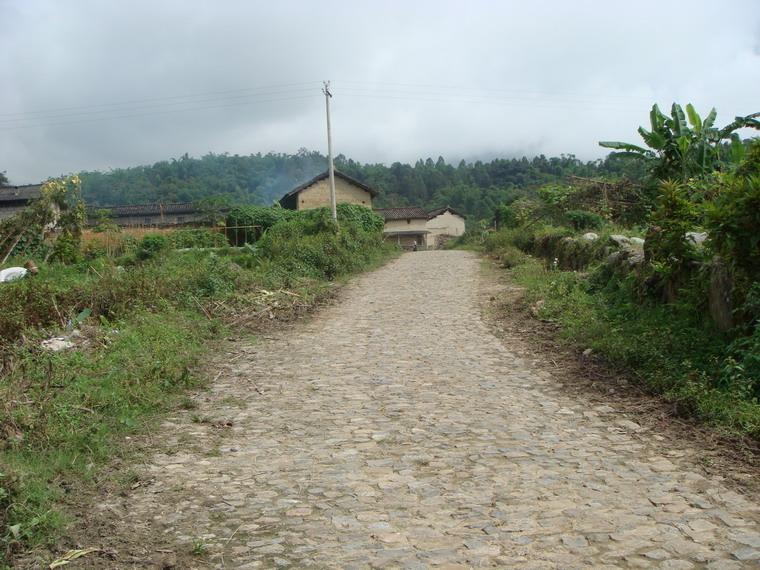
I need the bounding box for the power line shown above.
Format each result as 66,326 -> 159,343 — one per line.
334,80 -> 654,103
0,80 -> 323,119
337,90 -> 644,114
0,93 -> 317,131
0,80 -> 650,132
0,87 -> 319,126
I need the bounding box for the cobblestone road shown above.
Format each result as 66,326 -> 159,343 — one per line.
110,251 -> 760,568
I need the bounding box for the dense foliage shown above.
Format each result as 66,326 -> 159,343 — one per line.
601,103 -> 759,182
470,111 -> 760,439
0,176 -> 86,264
72,149 -> 649,223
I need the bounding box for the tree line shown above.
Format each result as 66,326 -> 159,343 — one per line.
60,149 -> 647,222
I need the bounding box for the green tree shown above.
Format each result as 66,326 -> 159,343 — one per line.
600,103 -> 759,181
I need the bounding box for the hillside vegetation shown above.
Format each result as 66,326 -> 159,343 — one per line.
75,149 -> 645,221
0,202 -> 394,564
469,103 -> 760,437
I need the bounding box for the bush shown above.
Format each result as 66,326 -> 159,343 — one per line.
566,209 -> 604,230
706,146 -> 760,280
336,203 -> 384,233
226,205 -> 293,244
496,245 -> 527,268
169,229 -> 228,249
136,234 -> 169,260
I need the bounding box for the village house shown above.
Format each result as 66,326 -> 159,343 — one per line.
0,184 -> 42,221
425,205 -> 466,248
279,170 -> 377,210
376,207 -> 430,249
88,202 -> 210,227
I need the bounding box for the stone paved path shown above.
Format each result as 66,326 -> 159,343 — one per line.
105,251 -> 760,568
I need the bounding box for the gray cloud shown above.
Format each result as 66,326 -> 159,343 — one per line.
1,0 -> 759,183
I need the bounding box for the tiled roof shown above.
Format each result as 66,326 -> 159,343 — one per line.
427,205 -> 466,219
281,170 -> 379,201
0,184 -> 42,203
91,202 -> 203,217
375,207 -> 429,221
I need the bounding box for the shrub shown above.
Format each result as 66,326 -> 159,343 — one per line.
169,229 -> 228,249
706,150 -> 760,280
496,245 -> 527,268
335,203 -> 384,233
136,234 -> 169,260
226,205 -> 293,244
566,209 -> 604,230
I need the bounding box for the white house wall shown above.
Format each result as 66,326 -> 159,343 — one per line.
425,211 -> 465,248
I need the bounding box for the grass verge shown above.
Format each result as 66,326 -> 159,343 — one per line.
508,257 -> 760,437
0,206 -> 397,565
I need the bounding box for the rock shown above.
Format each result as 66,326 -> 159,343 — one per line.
686,231 -> 708,245
606,246 -> 644,272
616,419 -> 643,432
609,234 -> 631,247
582,348 -> 593,357
732,547 -> 760,561
581,232 -> 599,241
0,267 -> 28,283
642,549 -> 670,560
530,299 -> 545,318
629,237 -> 645,246
561,535 -> 589,549
40,337 -> 75,351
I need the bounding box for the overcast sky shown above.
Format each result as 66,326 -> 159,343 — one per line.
1,0 -> 759,184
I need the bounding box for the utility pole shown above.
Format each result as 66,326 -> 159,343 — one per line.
323,80 -> 337,223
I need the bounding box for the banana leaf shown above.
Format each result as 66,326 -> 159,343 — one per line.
599,141 -> 649,154
686,103 -> 702,132
671,103 -> 689,137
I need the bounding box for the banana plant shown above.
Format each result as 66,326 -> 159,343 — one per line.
600,103 -> 759,181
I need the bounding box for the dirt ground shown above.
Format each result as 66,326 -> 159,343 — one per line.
23,250 -> 760,569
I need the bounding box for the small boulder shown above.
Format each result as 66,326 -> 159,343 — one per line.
609,234 -> 631,247
686,231 -> 708,246
629,237 -> 645,246
581,232 -> 599,242
41,337 -> 75,352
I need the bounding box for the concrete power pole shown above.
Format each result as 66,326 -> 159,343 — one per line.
323,81 -> 338,223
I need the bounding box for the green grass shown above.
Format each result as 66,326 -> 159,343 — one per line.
0,309 -> 212,559
509,258 -> 760,437
0,207 -> 397,564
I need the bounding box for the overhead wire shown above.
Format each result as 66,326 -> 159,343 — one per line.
0,79 -> 651,132
0,80 -> 323,119
0,93 -> 317,131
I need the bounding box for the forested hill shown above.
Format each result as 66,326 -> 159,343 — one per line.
79,149 -> 643,221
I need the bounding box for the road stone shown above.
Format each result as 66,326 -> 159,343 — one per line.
96,251 -> 760,567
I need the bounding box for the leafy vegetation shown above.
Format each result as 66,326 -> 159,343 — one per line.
0,176 -> 86,264
64,149 -> 655,223
600,103 -> 759,181
0,202 -> 394,563
469,105 -> 760,439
